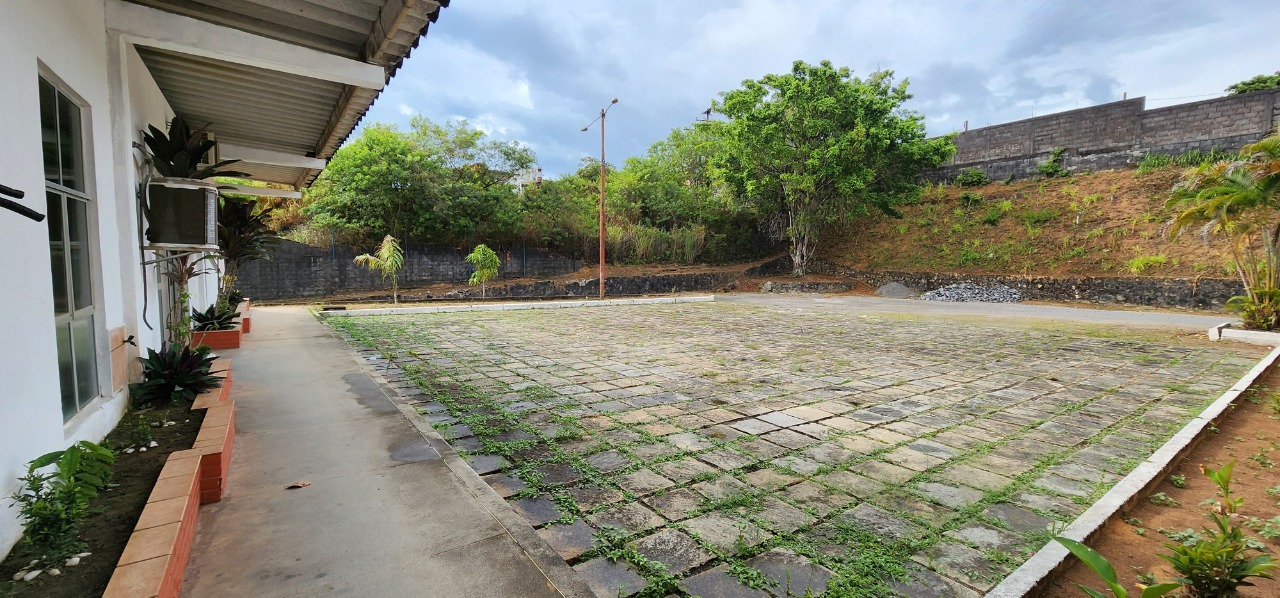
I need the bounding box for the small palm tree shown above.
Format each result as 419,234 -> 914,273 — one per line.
1169,131 -> 1280,329
355,235 -> 405,304
465,244 -> 501,298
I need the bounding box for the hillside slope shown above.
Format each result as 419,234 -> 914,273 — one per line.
825,167 -> 1234,279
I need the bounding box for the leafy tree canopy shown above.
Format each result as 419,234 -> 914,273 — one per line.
712,60 -> 954,275
1226,71 -> 1280,95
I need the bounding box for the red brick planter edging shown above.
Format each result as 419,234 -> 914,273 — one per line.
189,325 -> 242,350
239,300 -> 251,334
103,359 -> 237,598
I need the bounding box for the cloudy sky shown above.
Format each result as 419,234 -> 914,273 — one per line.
361,0 -> 1280,176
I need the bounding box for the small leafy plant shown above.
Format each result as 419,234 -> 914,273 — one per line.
1158,462 -> 1275,596
9,441 -> 116,562
1054,536 -> 1181,597
128,343 -> 221,407
465,244 -> 502,298
1126,254 -> 1169,275
1038,147 -> 1068,178
1170,474 -> 1187,488
1149,492 -> 1181,507
955,167 -> 990,187
959,191 -> 984,208
191,303 -> 240,331
354,235 -> 405,304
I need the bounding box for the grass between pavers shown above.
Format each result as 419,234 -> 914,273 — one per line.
325,304 -> 1255,597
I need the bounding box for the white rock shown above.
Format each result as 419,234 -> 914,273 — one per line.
139,447 -> 147,452
48,568 -> 60,576
28,559 -> 39,567
148,441 -> 158,448
124,448 -> 135,453
65,557 -> 80,567
12,570 -> 26,581
74,552 -> 91,558
23,570 -> 41,581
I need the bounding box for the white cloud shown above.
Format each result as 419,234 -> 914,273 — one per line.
358,0 -> 1280,176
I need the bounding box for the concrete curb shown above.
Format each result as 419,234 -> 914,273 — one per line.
317,295 -> 715,317
987,344 -> 1280,597
1208,321 -> 1280,347
330,330 -> 595,598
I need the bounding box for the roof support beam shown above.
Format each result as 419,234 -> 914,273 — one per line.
219,142 -> 327,170
222,184 -> 302,199
104,0 -> 386,89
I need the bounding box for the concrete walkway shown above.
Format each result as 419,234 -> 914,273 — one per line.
182,306 -> 589,597
723,293 -> 1235,331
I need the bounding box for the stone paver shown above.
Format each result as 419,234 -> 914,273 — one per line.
331,300 -> 1257,596
573,558 -> 648,597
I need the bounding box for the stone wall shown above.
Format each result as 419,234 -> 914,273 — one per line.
750,257 -> 1242,310
237,239 -> 581,300
927,89 -> 1280,181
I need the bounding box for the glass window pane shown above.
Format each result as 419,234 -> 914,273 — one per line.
57,90 -> 83,192
68,199 -> 93,311
71,313 -> 98,411
56,320 -> 76,421
40,78 -> 60,184
47,192 -> 69,315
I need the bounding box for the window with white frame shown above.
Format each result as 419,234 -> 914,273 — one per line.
40,76 -> 99,421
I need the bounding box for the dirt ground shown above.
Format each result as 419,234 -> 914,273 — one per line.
826,167 -> 1235,279
1046,368 -> 1280,597
0,402 -> 205,598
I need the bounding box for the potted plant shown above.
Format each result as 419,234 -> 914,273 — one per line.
190,303 -> 242,350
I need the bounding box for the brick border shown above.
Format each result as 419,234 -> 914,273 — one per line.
319,295 -> 715,318
988,345 -> 1280,597
103,357 -> 237,598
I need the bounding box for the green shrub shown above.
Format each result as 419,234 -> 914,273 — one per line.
8,441 -> 116,562
1019,208 -> 1060,227
1126,254 -> 1168,275
1138,148 -> 1235,174
128,343 -> 222,407
1038,147 -> 1068,178
955,167 -> 990,187
980,206 -> 1005,226
1002,173 -> 1015,185
959,191 -> 984,208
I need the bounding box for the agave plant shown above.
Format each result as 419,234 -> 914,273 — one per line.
142,117 -> 248,180
128,343 -> 221,407
191,303 -> 240,331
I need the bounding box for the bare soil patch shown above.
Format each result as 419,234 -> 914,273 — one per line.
0,403 -> 204,598
1046,368 -> 1280,597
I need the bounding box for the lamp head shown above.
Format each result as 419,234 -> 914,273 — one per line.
581,127 -> 589,132
610,98 -> 619,104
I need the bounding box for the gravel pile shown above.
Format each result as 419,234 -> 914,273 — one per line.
919,282 -> 1022,303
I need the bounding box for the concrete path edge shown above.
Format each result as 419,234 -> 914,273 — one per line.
320,313 -> 597,598
988,344 -> 1280,597
318,295 -> 715,317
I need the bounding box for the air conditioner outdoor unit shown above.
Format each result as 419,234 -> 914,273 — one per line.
143,178 -> 218,251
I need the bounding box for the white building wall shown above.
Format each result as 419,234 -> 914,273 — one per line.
0,0 -> 213,557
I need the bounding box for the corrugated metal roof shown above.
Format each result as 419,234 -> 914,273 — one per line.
126,0 -> 448,187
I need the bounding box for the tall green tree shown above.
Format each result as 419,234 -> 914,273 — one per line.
305,125 -> 433,246
465,244 -> 501,298
713,60 -> 954,275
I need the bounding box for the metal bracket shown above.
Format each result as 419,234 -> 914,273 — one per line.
141,249 -> 202,266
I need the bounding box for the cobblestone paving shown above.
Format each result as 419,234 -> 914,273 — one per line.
327,302 -> 1259,597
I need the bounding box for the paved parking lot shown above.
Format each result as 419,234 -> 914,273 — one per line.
329,300 -> 1257,597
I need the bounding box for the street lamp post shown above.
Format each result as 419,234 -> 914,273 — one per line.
582,98 -> 618,300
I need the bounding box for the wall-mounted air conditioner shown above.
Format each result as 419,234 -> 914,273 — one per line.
143,178 -> 218,251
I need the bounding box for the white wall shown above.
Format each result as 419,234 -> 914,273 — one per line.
0,0 -> 200,558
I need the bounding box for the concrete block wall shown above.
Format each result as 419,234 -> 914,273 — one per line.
928,89 -> 1280,181
236,239 -> 581,300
